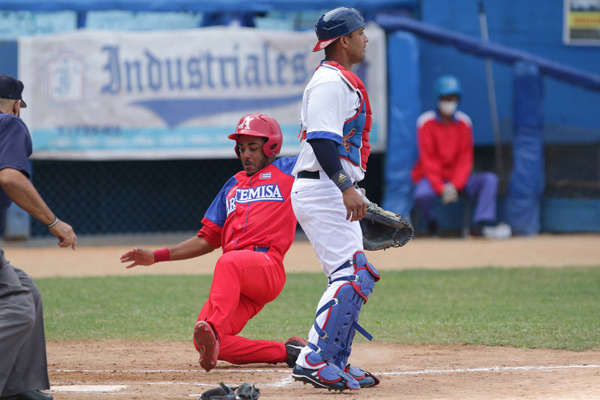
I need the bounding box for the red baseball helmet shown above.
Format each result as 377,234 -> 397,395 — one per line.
228,113 -> 282,158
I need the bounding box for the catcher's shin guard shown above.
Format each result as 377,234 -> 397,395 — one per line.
308,251 -> 380,367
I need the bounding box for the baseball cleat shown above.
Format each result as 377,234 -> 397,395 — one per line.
292,364 -> 360,391
193,320 -> 219,372
285,336 -> 307,367
344,364 -> 380,388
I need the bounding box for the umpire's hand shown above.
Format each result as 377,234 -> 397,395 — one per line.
49,220 -> 77,250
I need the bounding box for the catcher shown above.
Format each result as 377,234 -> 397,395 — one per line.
290,6 -> 412,392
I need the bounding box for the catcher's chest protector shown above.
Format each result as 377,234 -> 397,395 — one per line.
320,61 -> 372,171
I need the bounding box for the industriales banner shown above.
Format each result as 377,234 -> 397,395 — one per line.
18,25 -> 387,160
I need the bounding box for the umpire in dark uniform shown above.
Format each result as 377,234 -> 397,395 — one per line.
0,74 -> 77,400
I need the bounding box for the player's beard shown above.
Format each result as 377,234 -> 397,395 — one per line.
244,157 -> 269,176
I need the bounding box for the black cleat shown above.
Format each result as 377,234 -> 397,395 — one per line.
285,336 -> 307,367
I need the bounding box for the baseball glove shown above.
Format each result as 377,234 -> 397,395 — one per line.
200,382 -> 260,400
360,201 -> 414,251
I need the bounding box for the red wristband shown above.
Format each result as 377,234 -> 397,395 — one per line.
153,248 -> 171,263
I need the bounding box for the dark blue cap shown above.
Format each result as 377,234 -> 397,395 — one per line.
313,7 -> 366,52
0,74 -> 27,108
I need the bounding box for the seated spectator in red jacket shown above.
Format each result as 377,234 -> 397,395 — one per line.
411,75 -> 510,238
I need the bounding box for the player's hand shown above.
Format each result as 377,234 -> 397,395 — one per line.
48,220 -> 77,250
342,187 -> 367,222
441,183 -> 459,205
120,247 -> 155,269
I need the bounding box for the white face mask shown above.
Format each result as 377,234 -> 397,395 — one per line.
438,100 -> 458,117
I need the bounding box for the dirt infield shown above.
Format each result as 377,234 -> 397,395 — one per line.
3,233 -> 600,399
3,233 -> 599,277
47,340 -> 600,400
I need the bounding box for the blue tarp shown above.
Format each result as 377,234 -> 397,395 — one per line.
375,15 -> 600,93
381,31 -> 420,218
0,0 -> 417,12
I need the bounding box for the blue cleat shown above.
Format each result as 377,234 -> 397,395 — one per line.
292,363 -> 360,391
344,364 -> 381,388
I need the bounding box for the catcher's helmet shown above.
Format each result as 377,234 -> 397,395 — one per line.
228,113 -> 282,158
313,7 -> 366,52
434,75 -> 462,99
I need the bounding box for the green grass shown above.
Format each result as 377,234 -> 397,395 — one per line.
37,267 -> 600,351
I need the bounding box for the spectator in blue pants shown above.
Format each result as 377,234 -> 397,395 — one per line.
411,75 -> 510,238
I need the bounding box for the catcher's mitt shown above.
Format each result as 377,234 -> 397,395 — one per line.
360,202 -> 414,251
200,382 -> 260,400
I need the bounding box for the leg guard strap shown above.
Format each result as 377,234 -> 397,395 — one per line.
311,291 -> 372,342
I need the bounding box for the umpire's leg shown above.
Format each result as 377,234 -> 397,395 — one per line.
0,251 -> 50,397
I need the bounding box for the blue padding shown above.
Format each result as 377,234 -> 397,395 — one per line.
505,61 -> 544,235
0,41 -> 18,76
3,203 -> 31,239
381,31 -> 420,218
0,1 -> 419,12
2,158 -> 31,240
541,198 -> 600,233
376,15 -> 600,92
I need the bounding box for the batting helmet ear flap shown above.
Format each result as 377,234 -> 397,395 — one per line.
228,113 -> 283,159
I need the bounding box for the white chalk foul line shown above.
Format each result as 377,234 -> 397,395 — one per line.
53,364 -> 600,376
53,368 -> 285,373
51,385 -> 127,393
380,364 -> 600,376
50,364 -> 600,393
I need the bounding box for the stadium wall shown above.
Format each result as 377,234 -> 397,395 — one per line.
382,0 -> 600,234
1,1 -> 598,236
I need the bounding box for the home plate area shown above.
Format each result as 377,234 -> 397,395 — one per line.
47,341 -> 600,400
49,367 -> 293,398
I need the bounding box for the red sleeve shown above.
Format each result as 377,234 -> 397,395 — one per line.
450,123 -> 474,191
197,218 -> 222,249
418,122 -> 445,194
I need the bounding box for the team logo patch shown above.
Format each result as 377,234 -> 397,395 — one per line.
227,183 -> 284,215
260,172 -> 271,179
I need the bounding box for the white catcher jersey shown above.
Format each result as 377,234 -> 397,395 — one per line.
292,63 -> 365,183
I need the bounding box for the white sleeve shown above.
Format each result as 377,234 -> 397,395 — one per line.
304,81 -> 348,140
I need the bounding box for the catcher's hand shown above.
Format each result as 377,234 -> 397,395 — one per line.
359,199 -> 414,251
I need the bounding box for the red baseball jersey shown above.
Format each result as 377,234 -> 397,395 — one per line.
198,157 -> 297,259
